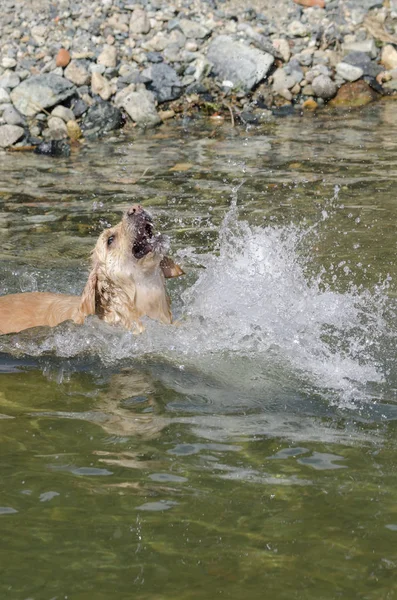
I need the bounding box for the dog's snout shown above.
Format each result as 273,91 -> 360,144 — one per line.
127,205 -> 143,217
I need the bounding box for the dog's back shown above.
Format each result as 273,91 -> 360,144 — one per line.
0,292 -> 82,334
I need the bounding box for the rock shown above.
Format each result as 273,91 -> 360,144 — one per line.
66,120 -> 82,141
48,116 -> 68,138
342,51 -> 382,78
312,74 -> 337,99
34,140 -> 71,157
272,39 -> 291,62
71,98 -> 88,118
91,71 -> 113,100
0,88 -> 10,103
328,80 -> 378,108
293,0 -> 324,6
0,124 -> 24,147
336,62 -> 363,82
97,45 -> 117,69
64,60 -> 90,86
3,105 -> 25,126
342,39 -> 377,59
0,70 -> 20,90
272,67 -> 298,92
179,19 -> 210,39
294,49 -> 314,67
51,105 -> 75,122
115,85 -> 161,127
381,45 -> 397,71
287,20 -> 310,37
1,57 -> 17,69
10,74 -> 76,117
142,32 -> 169,53
302,98 -> 318,109
305,64 -> 331,82
207,35 -> 274,92
129,8 -> 151,35
81,100 -> 124,137
158,109 -> 175,121
56,48 -> 71,68
142,63 -> 183,103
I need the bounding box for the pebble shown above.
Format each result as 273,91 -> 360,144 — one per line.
0,88 -> 11,103
91,71 -> 113,100
336,62 -> 364,82
179,19 -> 210,39
207,35 -> 274,92
311,74 -> 337,99
51,105 -> 75,122
115,84 -> 161,127
142,63 -> 182,103
47,116 -> 68,138
129,8 -> 151,35
56,48 -> 71,68
329,80 -> 378,107
1,57 -> 17,69
0,124 -> 24,147
97,45 -> 117,69
381,45 -> 397,70
64,60 -> 90,86
3,105 -> 25,126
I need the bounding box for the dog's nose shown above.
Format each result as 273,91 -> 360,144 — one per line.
127,204 -> 143,217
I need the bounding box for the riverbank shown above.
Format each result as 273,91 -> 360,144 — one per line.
1,0 -> 397,153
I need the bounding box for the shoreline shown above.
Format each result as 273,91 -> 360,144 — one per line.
1,0 -> 397,154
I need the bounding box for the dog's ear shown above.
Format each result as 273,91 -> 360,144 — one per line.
77,267 -> 98,322
160,256 -> 184,278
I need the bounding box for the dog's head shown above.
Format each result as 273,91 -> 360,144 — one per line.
78,205 -> 183,326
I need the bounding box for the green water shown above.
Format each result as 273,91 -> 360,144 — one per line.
1,103 -> 397,599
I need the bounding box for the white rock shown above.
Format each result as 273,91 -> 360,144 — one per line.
336,62 -> 363,82
64,60 -> 90,86
1,57 -> 17,69
0,124 -> 24,147
179,19 -> 210,39
312,74 -> 337,99
381,45 -> 397,71
97,45 -> 117,69
47,116 -> 68,137
272,39 -> 290,62
115,84 -> 161,127
342,39 -> 377,59
0,88 -> 10,103
129,8 -> 151,35
91,71 -> 113,100
51,105 -> 75,122
288,20 -> 310,37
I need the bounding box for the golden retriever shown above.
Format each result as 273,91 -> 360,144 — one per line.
0,205 -> 183,335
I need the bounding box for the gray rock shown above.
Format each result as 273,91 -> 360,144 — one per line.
312,74 -> 337,99
342,51 -> 382,77
0,70 -> 20,90
336,62 -> 363,82
47,116 -> 68,139
81,100 -> 124,138
115,84 -> 161,127
142,63 -> 183,103
51,105 -> 75,122
207,35 -> 274,92
272,67 -> 297,92
0,124 -> 24,147
129,8 -> 151,35
0,88 -> 10,103
10,74 -> 76,117
3,105 -> 25,126
179,19 -> 210,39
64,60 -> 91,86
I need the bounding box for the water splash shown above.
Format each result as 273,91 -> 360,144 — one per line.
1,203 -> 394,408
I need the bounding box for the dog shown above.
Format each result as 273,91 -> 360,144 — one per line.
0,205 -> 183,335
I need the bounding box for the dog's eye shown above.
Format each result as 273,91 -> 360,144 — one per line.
107,235 -> 115,246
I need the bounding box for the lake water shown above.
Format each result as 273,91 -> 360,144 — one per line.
1,102 -> 397,600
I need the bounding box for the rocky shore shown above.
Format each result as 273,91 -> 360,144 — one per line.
1,0 -> 397,153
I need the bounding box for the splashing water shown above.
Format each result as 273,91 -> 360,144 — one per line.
0,201 -> 394,407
